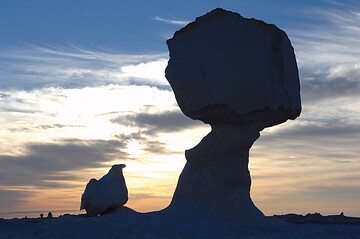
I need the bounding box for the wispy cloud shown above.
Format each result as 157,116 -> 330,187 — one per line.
287,3 -> 360,109
0,85 -> 177,155
153,16 -> 189,26
290,5 -> 360,69
113,109 -> 204,134
301,75 -> 360,103
119,59 -> 169,87
0,45 -> 168,90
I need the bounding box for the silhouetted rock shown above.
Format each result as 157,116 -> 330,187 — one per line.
80,164 -> 128,216
166,8 -> 301,127
274,213 -> 360,225
164,8 -> 301,223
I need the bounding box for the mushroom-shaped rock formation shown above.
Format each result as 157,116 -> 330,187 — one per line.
164,8 -> 301,223
80,164 -> 128,216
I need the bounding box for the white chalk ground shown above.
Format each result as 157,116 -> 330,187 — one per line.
1,208 -> 360,239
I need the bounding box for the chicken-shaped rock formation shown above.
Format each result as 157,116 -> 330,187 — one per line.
80,164 -> 128,216
164,8 -> 301,223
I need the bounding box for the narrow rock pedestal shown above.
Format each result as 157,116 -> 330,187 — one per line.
165,124 -> 265,223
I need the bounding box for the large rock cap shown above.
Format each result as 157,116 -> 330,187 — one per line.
165,8 -> 301,128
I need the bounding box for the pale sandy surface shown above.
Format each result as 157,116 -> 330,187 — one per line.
1,208 -> 360,239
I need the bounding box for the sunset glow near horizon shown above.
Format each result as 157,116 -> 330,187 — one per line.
1,0 -> 360,218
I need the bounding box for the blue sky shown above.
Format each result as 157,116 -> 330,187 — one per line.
0,0 -> 360,218
0,0 -> 336,51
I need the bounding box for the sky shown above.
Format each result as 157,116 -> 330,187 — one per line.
0,0 -> 360,218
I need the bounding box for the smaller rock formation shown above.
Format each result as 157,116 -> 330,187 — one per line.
80,164 -> 128,216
